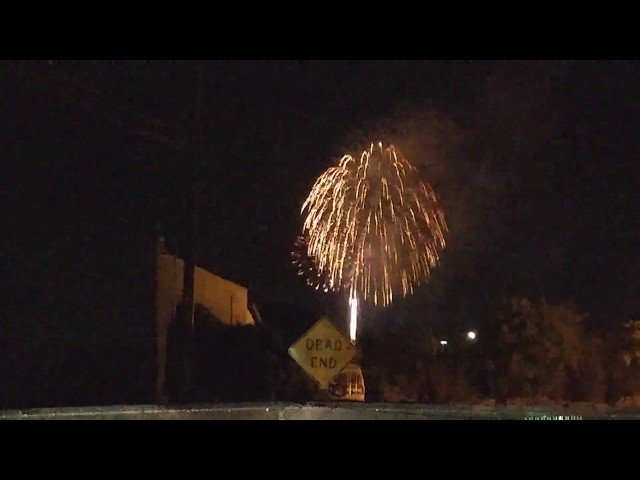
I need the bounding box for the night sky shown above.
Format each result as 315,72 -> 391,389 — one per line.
2,61 -> 640,402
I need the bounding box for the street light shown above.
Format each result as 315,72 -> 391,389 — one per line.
466,330 -> 477,341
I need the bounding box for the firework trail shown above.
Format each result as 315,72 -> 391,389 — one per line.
349,294 -> 358,343
301,141 -> 447,307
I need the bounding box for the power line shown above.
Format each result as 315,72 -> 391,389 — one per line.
7,62 -> 200,154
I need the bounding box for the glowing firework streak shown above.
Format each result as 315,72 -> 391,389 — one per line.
349,295 -> 358,343
301,142 -> 447,307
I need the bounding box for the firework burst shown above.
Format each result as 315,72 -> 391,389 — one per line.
290,234 -> 336,293
301,141 -> 447,307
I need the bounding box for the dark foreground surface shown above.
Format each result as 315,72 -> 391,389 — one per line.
2,403 -> 640,420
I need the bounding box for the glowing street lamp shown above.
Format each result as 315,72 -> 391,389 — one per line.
466,330 -> 477,341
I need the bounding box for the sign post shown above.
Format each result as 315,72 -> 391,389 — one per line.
288,317 -> 356,389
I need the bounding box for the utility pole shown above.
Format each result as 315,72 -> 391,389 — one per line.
179,63 -> 205,403
179,154 -> 196,402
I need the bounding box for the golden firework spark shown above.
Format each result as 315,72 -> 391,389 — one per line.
301,142 -> 447,307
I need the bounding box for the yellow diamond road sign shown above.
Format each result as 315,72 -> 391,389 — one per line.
288,317 -> 356,389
